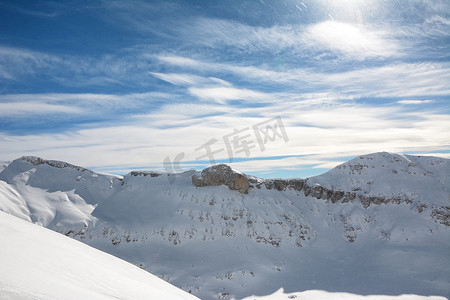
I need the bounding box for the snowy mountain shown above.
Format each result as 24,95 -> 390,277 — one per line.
0,152 -> 449,300
0,210 -> 199,300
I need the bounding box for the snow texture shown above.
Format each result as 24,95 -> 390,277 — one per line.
239,288 -> 447,300
0,161 -> 10,173
0,210 -> 199,300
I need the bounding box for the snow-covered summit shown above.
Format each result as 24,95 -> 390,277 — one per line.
310,152 -> 449,187
306,152 -> 450,207
0,156 -> 122,228
0,156 -> 121,202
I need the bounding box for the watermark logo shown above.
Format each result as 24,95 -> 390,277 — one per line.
163,117 -> 288,183
163,152 -> 185,184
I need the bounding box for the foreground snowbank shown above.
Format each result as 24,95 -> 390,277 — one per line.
239,288 -> 447,300
0,211 -> 199,300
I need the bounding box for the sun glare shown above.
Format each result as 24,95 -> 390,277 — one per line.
307,20 -> 395,58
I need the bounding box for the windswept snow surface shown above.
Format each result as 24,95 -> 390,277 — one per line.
0,211 -> 199,300
0,153 -> 449,299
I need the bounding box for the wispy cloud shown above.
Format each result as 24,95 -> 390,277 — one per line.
0,66 -> 14,80
150,70 -> 274,104
325,63 -> 450,98
151,72 -> 231,87
0,46 -> 60,79
0,1 -> 63,18
0,102 -> 82,116
1,95 -> 448,176
0,46 -> 158,88
179,18 -> 400,61
16,8 -> 59,18
188,86 -> 269,103
397,99 -> 433,105
157,55 -> 450,100
0,92 -> 171,121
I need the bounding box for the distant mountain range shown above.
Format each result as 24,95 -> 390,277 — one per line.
0,152 -> 449,300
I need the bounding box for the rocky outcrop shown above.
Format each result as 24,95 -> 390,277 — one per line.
247,176 -> 354,204
129,171 -> 161,177
330,191 -> 345,203
22,156 -> 90,173
431,206 -> 450,226
359,195 -> 412,208
192,164 -> 249,194
250,178 -> 305,192
192,164 -> 430,209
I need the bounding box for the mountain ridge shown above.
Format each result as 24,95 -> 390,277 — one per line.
0,152 -> 449,299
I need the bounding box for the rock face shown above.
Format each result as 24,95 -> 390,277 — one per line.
191,155 -> 436,210
22,156 -> 90,172
431,206 -> 450,226
250,177 -> 305,192
130,171 -> 161,177
192,164 -> 249,194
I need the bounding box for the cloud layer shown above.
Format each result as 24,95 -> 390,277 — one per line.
0,0 -> 449,177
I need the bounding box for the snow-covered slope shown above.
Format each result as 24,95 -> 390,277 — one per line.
239,288 -> 447,300
0,211 -> 199,300
0,161 -> 10,173
0,153 -> 449,300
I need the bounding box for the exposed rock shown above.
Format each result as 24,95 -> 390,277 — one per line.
273,179 -> 287,191
359,195 -> 413,208
130,171 -> 161,177
416,203 -> 428,214
262,179 -> 287,191
287,179 -> 304,191
262,180 -> 273,190
344,226 -> 357,242
249,178 -> 304,192
194,167 -> 305,195
431,206 -> 450,226
311,185 -> 324,199
331,191 -> 345,203
303,184 -> 311,197
360,196 -> 388,208
192,164 -> 249,194
192,162 -> 427,210
22,156 -> 90,172
228,172 -> 249,193
323,188 -> 333,200
341,192 -> 356,203
191,174 -> 205,187
248,176 -> 260,184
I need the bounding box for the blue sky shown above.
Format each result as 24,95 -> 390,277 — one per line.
0,0 -> 449,178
